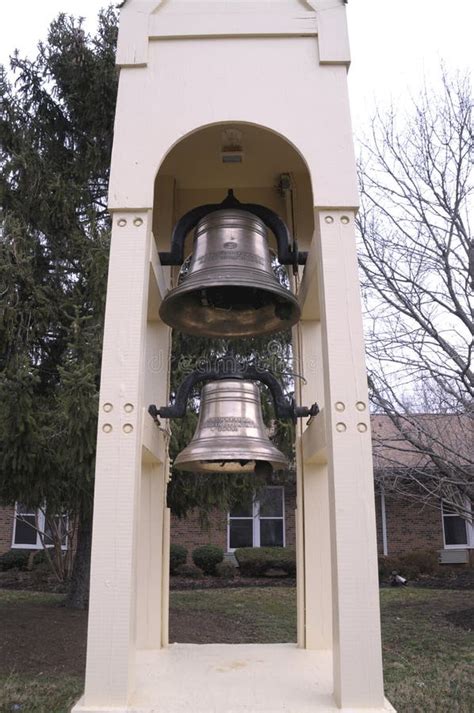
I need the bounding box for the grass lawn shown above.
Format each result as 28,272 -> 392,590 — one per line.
0,587 -> 472,712
380,588 -> 473,712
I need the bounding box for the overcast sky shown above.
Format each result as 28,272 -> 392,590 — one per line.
1,0 -> 473,132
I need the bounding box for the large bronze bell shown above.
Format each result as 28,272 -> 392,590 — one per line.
159,209 -> 301,337
174,379 -> 288,474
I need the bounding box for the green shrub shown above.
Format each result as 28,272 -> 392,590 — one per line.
192,544 -> 224,575
378,550 -> 440,581
235,547 -> 296,577
0,549 -> 32,571
170,544 -> 188,574
378,555 -> 400,579
397,550 -> 439,579
175,563 -> 204,578
32,550 -> 48,567
215,560 -> 237,578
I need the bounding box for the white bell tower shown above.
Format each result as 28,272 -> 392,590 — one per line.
72,1 -> 395,711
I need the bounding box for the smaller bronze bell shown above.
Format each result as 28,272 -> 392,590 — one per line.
174,380 -> 288,474
159,209 -> 300,337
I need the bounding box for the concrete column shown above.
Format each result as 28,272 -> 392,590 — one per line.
294,315 -> 333,651
315,208 -> 385,708
135,461 -> 166,650
83,209 -> 159,706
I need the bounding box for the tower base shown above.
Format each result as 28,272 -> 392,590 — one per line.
72,643 -> 395,713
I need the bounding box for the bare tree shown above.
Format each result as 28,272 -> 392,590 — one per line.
356,68 -> 473,516
13,506 -> 77,582
371,413 -> 473,518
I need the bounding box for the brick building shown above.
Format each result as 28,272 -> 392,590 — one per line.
1,416 -> 472,564
170,484 -> 297,558
371,413 -> 473,564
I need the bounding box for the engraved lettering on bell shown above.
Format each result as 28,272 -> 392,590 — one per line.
203,416 -> 256,431
174,380 -> 288,474
196,250 -> 265,265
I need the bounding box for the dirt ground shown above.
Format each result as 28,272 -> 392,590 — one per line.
413,569 -> 474,590
0,598 -> 88,677
445,606 -> 474,632
169,606 -> 260,644
0,569 -> 295,593
0,585 -> 291,679
0,599 -> 251,678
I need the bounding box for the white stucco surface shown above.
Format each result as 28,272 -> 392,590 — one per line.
73,643 -> 395,713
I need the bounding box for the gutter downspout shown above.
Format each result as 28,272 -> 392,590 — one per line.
381,484 -> 388,556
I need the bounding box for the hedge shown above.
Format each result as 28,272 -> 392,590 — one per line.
235,547 -> 296,577
0,549 -> 31,571
170,544 -> 188,574
215,560 -> 237,578
175,563 -> 203,578
378,550 -> 440,581
192,544 -> 224,575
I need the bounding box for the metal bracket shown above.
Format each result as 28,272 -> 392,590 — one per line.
158,189 -> 307,271
148,364 -> 318,424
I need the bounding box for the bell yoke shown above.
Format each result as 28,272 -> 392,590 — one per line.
154,190 -> 316,475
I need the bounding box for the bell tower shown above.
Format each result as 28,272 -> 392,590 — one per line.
72,1 -> 395,711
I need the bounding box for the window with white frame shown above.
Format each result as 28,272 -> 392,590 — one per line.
441,501 -> 472,549
228,486 -> 285,551
12,503 -> 68,550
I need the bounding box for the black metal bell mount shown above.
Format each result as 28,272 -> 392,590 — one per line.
149,364 -> 318,424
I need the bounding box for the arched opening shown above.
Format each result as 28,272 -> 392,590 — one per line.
153,122 -> 314,646
153,121 -> 314,254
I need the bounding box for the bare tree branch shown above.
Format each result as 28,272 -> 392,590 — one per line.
357,69 -> 473,517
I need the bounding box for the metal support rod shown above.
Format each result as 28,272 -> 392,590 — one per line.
148,365 -> 318,423
158,189 -> 308,270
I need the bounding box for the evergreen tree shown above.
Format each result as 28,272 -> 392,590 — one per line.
0,8 -> 118,608
0,7 -> 296,605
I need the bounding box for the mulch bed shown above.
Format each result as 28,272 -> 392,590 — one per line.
0,569 -> 295,593
3,565 -> 472,594
170,573 -> 295,590
412,570 -> 474,590
0,569 -> 69,593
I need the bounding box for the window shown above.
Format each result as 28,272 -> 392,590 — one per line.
228,486 -> 285,551
441,501 -> 472,549
12,503 -> 68,550
12,504 -> 38,547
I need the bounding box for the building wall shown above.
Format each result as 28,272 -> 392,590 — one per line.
0,504 -> 14,554
170,486 -> 297,555
384,495 -> 444,557
0,490 -> 452,560
170,489 -> 446,559
171,508 -> 227,554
